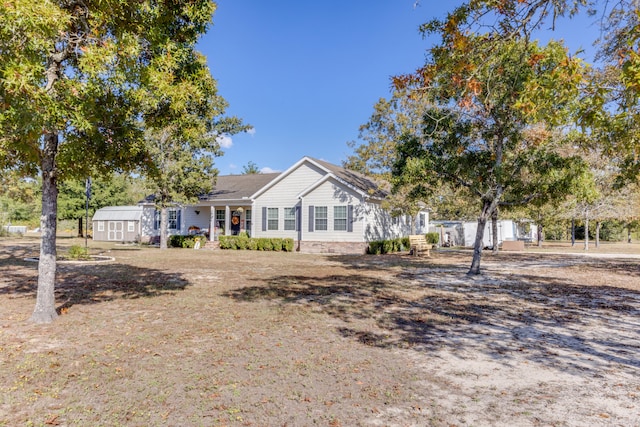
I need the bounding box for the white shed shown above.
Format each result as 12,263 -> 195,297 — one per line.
92,206 -> 143,242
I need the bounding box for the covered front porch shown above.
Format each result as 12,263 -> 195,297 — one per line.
184,204 -> 253,241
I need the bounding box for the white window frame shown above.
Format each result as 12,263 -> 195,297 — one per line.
98,221 -> 105,232
128,221 -> 135,232
334,206 -> 347,231
315,206 -> 328,231
267,208 -> 279,231
284,207 -> 296,231
168,209 -> 178,230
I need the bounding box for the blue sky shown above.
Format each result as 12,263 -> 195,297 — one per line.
198,1 -> 598,175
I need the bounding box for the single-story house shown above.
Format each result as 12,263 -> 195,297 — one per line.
92,205 -> 143,242
430,219 -> 537,248
93,156 -> 430,253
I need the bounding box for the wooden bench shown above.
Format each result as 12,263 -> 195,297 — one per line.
409,234 -> 431,257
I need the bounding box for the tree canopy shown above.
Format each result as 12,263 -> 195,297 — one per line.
390,11 -> 594,273
0,0 -> 236,322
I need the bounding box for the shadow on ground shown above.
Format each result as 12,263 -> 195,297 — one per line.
226,253 -> 640,375
0,245 -> 189,314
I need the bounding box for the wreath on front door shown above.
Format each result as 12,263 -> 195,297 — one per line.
231,216 -> 240,225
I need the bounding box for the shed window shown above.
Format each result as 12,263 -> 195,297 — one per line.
98,221 -> 104,232
128,221 -> 135,232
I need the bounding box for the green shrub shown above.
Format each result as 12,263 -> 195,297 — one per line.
169,235 -> 206,248
218,235 -> 233,249
218,236 -> 294,252
367,240 -> 381,254
282,238 -> 294,252
425,232 -> 440,245
400,236 -> 410,250
367,238 -> 406,255
68,245 -> 90,260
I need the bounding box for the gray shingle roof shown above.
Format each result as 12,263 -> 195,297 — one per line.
309,157 -> 388,199
200,173 -> 280,202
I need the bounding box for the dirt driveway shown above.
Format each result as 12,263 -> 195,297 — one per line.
1,238 -> 639,426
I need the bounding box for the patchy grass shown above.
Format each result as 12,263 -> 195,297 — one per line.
1,237 -> 639,426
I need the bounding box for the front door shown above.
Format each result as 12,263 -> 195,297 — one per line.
108,221 -> 124,241
231,212 -> 241,235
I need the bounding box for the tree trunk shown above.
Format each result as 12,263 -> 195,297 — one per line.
31,133 -> 59,323
595,221 -> 601,248
627,223 -> 632,243
537,222 -> 543,247
468,201 -> 492,275
78,217 -> 83,237
584,211 -> 589,251
571,219 -> 575,246
491,208 -> 499,254
160,205 -> 168,250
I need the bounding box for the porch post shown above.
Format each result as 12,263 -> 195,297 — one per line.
209,206 -> 216,241
225,205 -> 231,236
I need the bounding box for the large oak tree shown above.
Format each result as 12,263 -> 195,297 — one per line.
0,0 -> 225,322
393,34 -> 590,274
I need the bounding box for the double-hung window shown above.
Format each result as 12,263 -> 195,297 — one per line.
334,206 -> 347,231
267,208 -> 279,231
284,207 -> 296,231
168,210 -> 178,230
314,206 -> 328,231
245,210 -> 252,236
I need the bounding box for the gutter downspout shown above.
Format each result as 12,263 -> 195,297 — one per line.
298,196 -> 304,252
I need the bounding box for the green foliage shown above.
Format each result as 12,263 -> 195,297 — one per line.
168,235 -> 206,249
218,236 -> 294,252
543,223 -> 566,241
367,237 -> 408,255
67,245 -> 90,260
58,174 -> 137,221
0,173 -> 41,226
0,0 -> 232,321
393,35 -> 590,274
242,161 -> 261,174
425,232 -> 440,245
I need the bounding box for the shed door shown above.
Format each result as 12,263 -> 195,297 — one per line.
108,221 -> 124,241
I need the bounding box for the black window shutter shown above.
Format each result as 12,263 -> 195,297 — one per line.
154,210 -> 159,230
295,206 -> 301,232
262,207 -> 267,231
347,204 -> 354,232
177,209 -> 182,231
308,205 -> 314,232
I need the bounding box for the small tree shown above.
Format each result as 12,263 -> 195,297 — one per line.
142,49 -> 251,249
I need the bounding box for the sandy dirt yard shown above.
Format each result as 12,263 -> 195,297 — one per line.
0,237 -> 639,426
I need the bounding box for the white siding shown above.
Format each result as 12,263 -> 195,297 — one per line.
300,179 -> 364,242
182,207 -> 211,233
253,163 -> 326,240
364,203 -> 392,241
